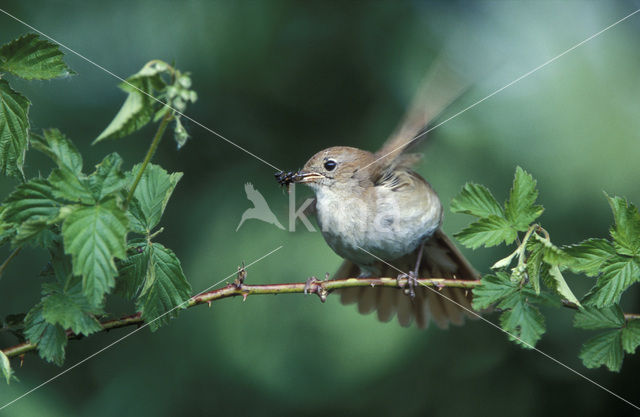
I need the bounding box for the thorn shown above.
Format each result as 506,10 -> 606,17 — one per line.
317,285 -> 328,303
234,262 -> 247,288
19,354 -> 24,367
324,272 -> 330,280
464,289 -> 469,297
207,301 -> 212,308
242,293 -> 249,302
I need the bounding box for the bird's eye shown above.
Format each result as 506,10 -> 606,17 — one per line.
324,159 -> 337,171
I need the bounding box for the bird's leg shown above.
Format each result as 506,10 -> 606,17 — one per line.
398,241 -> 426,299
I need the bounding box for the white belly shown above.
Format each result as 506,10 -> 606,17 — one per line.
314,185 -> 441,275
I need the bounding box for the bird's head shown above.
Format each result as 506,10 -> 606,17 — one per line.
277,146 -> 377,192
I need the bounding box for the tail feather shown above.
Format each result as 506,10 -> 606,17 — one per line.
335,229 -> 479,329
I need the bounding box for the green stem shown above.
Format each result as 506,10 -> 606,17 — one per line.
0,247 -> 22,278
126,111 -> 173,205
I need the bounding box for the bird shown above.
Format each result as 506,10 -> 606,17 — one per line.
275,60 -> 479,329
236,182 -> 285,231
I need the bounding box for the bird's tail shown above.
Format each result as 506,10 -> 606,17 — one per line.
334,229 -> 479,329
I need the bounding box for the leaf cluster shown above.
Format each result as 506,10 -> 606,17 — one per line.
452,167 -> 640,371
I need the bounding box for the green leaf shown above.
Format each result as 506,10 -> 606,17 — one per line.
574,305 -> 625,330
0,34 -> 75,80
621,320 -> 640,354
504,166 -> 543,231
526,241 -> 544,295
24,303 -> 67,365
579,330 -> 623,372
115,240 -> 151,299
499,293 -> 546,348
455,215 -> 518,249
61,197 -> 128,305
94,62 -> 168,143
32,129 -> 83,174
606,194 -> 640,256
0,350 -> 14,384
87,153 -> 127,201
128,163 -> 182,233
2,178 -> 60,246
450,183 -> 504,218
0,79 -> 30,178
41,279 -> 102,336
584,257 -> 640,308
134,243 -> 192,331
565,238 -> 617,277
471,272 -> 518,310
545,265 -> 581,307
49,167 -> 94,204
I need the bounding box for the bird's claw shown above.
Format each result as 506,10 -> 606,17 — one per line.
397,271 -> 417,299
304,276 -> 317,295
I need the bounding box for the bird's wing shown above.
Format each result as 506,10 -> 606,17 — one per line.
373,57 -> 467,170
335,229 -> 479,329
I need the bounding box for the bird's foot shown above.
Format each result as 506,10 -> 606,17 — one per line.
397,271 -> 417,299
304,273 -> 329,302
304,276 -> 317,295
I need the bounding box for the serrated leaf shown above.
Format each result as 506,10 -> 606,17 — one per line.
0,350 -> 14,384
128,163 -> 182,233
32,129 -> 82,174
94,62 -> 168,143
41,279 -> 102,336
24,303 -> 67,365
49,167 -> 94,204
504,166 -> 543,231
471,272 -> 518,310
115,240 -> 151,299
565,238 -> 617,277
61,197 -> 128,306
0,34 -> 75,80
451,182 -> 504,218
584,257 -> 640,308
2,178 -> 60,246
532,233 -> 572,265
499,294 -> 546,348
455,215 -> 518,249
574,305 -> 624,330
621,320 -> 640,354
87,153 -> 127,201
579,330 -> 623,372
134,243 -> 192,331
0,79 -> 30,178
606,194 -> 640,256
546,265 -> 581,307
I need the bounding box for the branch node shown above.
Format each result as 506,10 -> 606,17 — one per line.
234,262 -> 247,289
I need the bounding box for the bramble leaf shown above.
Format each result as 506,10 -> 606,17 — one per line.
134,243 -> 192,331
621,320 -> 640,354
451,183 -> 503,218
115,240 -> 151,299
61,197 -> 128,306
0,34 -> 75,80
32,128 -> 82,174
94,61 -> 168,143
565,238 -> 616,277
174,116 -> 189,149
455,215 -> 517,249
127,163 -> 182,234
471,272 -> 518,310
573,305 -> 624,330
546,265 -> 581,307
24,303 -> 67,365
0,79 -> 29,178
583,257 -> 640,308
0,350 -> 14,384
504,167 -> 543,231
579,330 -> 623,372
41,279 -> 102,336
499,293 -> 546,348
606,194 -> 640,256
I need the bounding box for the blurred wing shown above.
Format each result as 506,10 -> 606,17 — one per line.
336,229 -> 480,329
374,57 -> 468,170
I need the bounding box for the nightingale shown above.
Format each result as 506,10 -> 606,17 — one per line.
276,61 -> 479,329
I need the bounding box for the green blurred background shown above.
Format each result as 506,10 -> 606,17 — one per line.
1,1 -> 640,415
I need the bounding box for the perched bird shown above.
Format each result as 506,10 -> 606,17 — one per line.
236,182 -> 285,231
276,61 -> 479,329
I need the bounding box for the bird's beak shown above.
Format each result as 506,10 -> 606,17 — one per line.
292,170 -> 324,184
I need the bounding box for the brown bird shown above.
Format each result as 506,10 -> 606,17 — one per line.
276,61 -> 479,329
